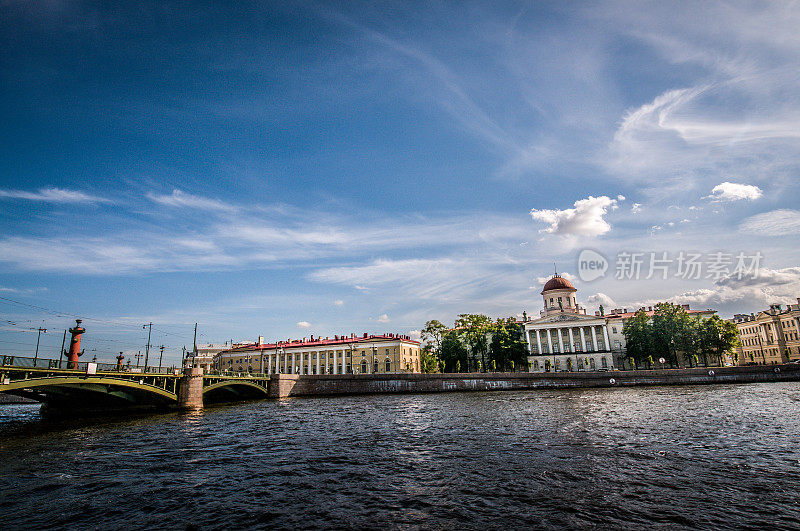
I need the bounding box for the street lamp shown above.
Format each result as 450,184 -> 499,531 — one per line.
33,327 -> 47,366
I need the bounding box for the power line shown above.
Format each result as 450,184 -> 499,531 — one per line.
0,295 -> 190,338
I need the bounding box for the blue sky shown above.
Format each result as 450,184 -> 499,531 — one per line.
1,1 -> 799,365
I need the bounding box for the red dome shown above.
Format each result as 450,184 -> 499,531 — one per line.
541,275 -> 576,294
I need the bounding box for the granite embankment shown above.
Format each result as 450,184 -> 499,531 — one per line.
267,363 -> 800,398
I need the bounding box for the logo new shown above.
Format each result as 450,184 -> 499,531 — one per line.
577,249 -> 608,282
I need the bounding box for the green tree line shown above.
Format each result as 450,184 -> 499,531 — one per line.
420,315 -> 528,373
624,302 -> 739,369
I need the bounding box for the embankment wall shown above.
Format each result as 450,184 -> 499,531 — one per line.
267,364 -> 800,399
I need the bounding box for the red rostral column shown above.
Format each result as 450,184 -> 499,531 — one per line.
67,319 -> 85,367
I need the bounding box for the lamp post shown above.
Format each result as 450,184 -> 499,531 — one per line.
158,345 -> 165,373
142,323 -> 152,371
33,327 -> 47,366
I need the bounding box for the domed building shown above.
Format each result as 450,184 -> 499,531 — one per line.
523,273 -> 613,372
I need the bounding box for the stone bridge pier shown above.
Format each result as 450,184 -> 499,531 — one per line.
178,367 -> 204,410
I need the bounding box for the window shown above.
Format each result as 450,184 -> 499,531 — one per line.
373,360 -> 379,373
385,359 -> 391,372
361,360 -> 367,373
601,357 -> 608,368
612,327 -> 617,334
534,360 -> 539,370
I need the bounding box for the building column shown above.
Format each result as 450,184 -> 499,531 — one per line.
603,326 -> 611,352
546,329 -> 554,353
535,330 -> 543,355
342,350 -> 347,374
260,352 -> 264,374
316,351 -> 321,375
267,353 -> 272,374
580,327 -> 587,352
568,328 -> 575,353
557,327 -> 565,353
524,328 -> 532,354
591,327 -> 598,352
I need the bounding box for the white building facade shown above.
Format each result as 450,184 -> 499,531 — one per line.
523,275 -> 613,372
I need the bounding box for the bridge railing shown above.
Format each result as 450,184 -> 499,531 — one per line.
205,370 -> 270,378
1,355 -> 178,375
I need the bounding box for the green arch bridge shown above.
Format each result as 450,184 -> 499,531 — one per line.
0,355 -> 270,414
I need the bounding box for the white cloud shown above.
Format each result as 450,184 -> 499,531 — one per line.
585,293 -> 616,312
631,203 -> 642,214
708,182 -> 763,202
408,329 -> 421,341
376,314 -> 390,323
296,321 -> 312,328
629,268 -> 800,315
334,299 -> 344,306
0,187 -> 110,204
739,210 -> 800,236
146,189 -> 236,212
530,195 -> 619,237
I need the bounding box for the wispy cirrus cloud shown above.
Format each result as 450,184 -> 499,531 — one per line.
739,210 -> 800,236
146,189 -> 236,212
0,187 -> 111,204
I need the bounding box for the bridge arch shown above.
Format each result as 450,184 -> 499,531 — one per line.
1,376 -> 178,409
203,380 -> 269,403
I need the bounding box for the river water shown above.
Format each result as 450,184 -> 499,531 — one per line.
1,383 -> 799,530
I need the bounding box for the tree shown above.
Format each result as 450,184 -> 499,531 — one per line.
651,302 -> 689,367
454,314 -> 492,372
489,317 -> 528,372
623,309 -> 652,369
420,345 -> 440,373
440,330 -> 468,373
421,320 -> 447,355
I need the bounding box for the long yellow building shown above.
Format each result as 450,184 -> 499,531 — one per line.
213,333 -> 421,375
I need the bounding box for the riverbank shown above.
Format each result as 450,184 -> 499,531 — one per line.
267,363 -> 800,398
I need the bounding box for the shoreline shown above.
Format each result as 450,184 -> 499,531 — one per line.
264,363 -> 800,398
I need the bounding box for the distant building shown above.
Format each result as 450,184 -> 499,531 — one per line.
523,274 -> 613,372
730,300 -> 800,365
185,341 -> 249,371
214,333 -> 421,374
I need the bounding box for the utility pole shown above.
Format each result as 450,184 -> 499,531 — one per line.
135,350 -> 143,367
34,327 -> 47,365
59,329 -> 67,368
143,322 -> 152,371
158,345 -> 165,372
193,323 -> 198,355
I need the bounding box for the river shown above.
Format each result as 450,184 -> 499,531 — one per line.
1,383 -> 799,529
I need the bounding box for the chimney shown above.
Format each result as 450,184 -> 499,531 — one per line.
258,335 -> 264,345
624,308 -> 628,314
363,332 -> 368,338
